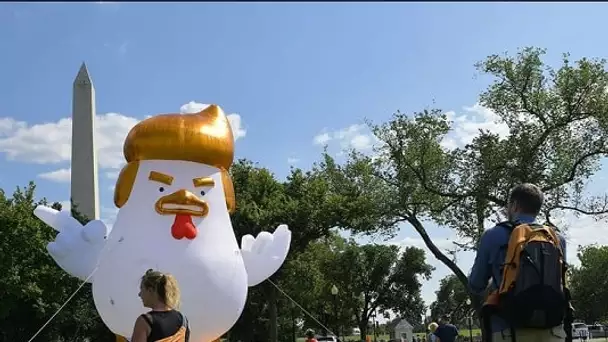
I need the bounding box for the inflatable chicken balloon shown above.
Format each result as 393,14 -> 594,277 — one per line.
34,104 -> 292,342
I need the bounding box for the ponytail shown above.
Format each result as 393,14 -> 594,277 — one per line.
141,269 -> 181,309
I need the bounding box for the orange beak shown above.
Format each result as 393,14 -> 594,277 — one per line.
154,189 -> 209,217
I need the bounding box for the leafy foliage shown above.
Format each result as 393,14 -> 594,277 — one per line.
429,275 -> 471,326
227,159 -> 371,341
280,235 -> 433,341
0,183 -> 112,341
318,47 -> 608,311
569,245 -> 608,323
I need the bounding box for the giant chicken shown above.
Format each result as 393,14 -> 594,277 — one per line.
34,104 -> 292,342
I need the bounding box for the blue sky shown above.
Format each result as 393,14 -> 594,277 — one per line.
2,2 -> 608,312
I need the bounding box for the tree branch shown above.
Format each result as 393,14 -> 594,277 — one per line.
549,205 -> 608,216
543,150 -> 608,192
405,215 -> 482,312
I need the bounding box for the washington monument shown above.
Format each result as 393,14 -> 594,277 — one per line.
71,63 -> 100,220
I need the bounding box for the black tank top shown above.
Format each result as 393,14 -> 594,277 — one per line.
141,310 -> 189,342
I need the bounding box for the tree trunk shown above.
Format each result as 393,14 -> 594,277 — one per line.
359,320 -> 368,341
269,284 -> 278,342
408,216 -> 483,312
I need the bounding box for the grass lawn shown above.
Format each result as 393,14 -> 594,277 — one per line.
250,334 -> 608,342
296,335 -> 390,341
416,328 -> 483,338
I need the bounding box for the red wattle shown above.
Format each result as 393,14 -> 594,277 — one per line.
171,214 -> 197,240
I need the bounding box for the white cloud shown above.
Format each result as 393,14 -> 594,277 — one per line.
314,103 -> 511,154
0,102 -> 248,184
313,132 -> 331,146
0,113 -> 137,168
179,101 -> 246,141
441,103 -> 510,149
315,103 -> 508,153
0,117 -> 73,164
313,103 -> 509,151
313,124 -> 375,151
96,113 -> 140,169
38,168 -> 71,183
0,117 -> 25,136
287,157 -> 300,165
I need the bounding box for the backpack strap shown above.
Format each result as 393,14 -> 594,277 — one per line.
493,221 -> 521,290
179,311 -> 187,328
497,221 -> 529,342
180,312 -> 190,342
141,313 -> 153,327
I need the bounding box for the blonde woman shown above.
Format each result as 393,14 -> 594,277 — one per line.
428,322 -> 439,342
131,269 -> 190,342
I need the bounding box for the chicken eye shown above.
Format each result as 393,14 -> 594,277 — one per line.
200,190 -> 206,196
159,187 -> 165,193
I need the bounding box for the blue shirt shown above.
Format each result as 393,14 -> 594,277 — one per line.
468,214 -> 568,333
433,323 -> 459,342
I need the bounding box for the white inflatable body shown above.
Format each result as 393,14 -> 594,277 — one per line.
35,105 -> 291,342
93,160 -> 248,340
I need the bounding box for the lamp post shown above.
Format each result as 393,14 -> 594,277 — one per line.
465,299 -> 473,342
371,310 -> 377,342
331,285 -> 339,339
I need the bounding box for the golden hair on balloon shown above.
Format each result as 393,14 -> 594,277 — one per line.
114,105 -> 236,213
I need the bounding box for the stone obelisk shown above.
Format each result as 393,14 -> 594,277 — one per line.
71,62 -> 100,220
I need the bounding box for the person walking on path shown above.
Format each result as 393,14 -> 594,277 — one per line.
433,315 -> 459,342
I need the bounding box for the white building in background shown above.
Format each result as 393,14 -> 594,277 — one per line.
390,318 -> 413,342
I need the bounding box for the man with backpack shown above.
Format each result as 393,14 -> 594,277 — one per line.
468,183 -> 573,342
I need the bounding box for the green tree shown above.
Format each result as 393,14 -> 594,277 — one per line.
569,245 -> 608,323
227,160 -> 351,342
279,234 -> 433,341
318,47 -> 608,311
279,234 -> 352,338
0,183 -> 112,341
429,275 -> 471,326
323,241 -> 433,340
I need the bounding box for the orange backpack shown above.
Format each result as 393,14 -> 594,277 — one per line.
489,222 -> 569,329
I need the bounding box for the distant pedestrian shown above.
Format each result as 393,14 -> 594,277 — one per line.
305,329 -> 318,342
428,322 -> 438,342
433,315 -> 459,342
